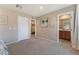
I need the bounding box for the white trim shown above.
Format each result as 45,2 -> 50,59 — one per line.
6,40 -> 19,45
57,11 -> 74,46
35,19 -> 37,37
57,13 -> 59,43
70,11 -> 74,48
29,18 -> 31,37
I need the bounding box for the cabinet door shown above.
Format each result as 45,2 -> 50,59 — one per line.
65,31 -> 71,41
61,31 -> 65,39
59,31 -> 65,39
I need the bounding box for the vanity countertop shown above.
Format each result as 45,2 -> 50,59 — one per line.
59,29 -> 71,31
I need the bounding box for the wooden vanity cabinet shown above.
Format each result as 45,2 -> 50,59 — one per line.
59,31 -> 71,41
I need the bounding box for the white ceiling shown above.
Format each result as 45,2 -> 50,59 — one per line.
0,4 -> 73,17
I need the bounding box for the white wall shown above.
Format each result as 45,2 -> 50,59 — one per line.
0,8 -> 31,44
36,5 -> 76,42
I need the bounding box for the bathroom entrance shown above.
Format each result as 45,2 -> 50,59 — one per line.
57,11 -> 74,46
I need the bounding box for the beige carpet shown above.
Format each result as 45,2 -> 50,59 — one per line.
8,37 -> 79,55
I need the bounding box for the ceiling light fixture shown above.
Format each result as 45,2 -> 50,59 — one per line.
16,4 -> 22,9
40,6 -> 43,10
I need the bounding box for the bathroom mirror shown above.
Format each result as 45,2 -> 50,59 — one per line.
59,14 -> 71,31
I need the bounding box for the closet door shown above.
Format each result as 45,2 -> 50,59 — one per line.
18,16 -> 30,41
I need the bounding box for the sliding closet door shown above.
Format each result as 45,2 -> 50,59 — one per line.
18,16 -> 30,41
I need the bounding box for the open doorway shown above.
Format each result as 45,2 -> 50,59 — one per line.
57,11 -> 74,46
31,19 -> 36,37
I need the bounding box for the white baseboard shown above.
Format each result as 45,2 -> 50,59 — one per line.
6,40 -> 19,45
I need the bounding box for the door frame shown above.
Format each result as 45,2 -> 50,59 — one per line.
57,11 -> 74,45
30,19 -> 37,37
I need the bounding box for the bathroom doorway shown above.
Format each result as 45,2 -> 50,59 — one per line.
57,11 -> 74,46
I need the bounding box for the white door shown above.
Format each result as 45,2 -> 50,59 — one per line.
18,16 -> 30,41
